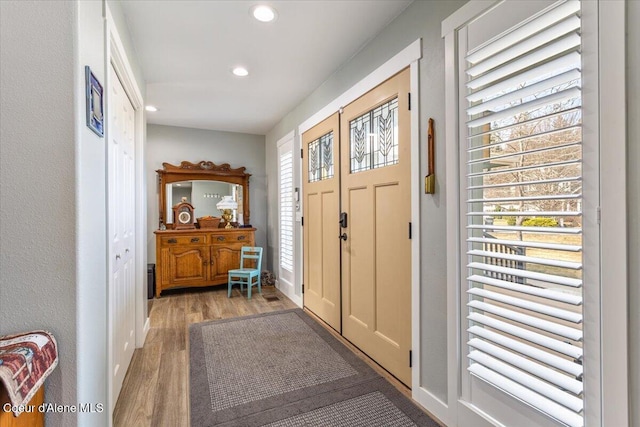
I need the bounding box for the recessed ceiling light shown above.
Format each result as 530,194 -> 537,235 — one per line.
145,105 -> 158,112
251,5 -> 277,23
232,67 -> 249,77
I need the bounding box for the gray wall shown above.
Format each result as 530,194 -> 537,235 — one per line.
265,0 -> 467,403
146,124 -> 267,261
0,2 -> 77,424
627,2 -> 639,426
1,1 -> 144,425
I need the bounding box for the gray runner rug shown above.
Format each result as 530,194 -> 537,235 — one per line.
189,309 -> 440,427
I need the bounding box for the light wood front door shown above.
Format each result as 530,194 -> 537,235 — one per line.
302,113 -> 341,331
340,69 -> 412,385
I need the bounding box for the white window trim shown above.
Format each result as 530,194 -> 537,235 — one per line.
596,2 -> 628,425
443,1 -> 628,426
276,130 -> 302,307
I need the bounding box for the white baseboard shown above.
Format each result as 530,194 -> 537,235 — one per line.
276,279 -> 302,307
412,385 -> 449,426
142,316 -> 150,340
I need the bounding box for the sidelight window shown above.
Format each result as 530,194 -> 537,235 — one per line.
464,1 -> 585,426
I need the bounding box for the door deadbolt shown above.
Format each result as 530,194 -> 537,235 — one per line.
339,212 -> 348,228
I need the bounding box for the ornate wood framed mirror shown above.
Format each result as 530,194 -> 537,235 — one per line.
156,161 -> 251,228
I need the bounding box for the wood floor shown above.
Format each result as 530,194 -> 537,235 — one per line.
113,285 -> 439,427
113,285 -> 297,427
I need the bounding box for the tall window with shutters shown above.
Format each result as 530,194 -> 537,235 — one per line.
278,139 -> 294,276
463,1 -> 585,426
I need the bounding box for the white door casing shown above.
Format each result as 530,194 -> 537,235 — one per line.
301,73 -> 414,375
106,4 -> 148,417
296,38 -> 423,406
108,64 -> 136,410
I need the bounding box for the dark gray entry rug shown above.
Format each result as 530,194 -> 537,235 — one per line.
189,309 -> 440,427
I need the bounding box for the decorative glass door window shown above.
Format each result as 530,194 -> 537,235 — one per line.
349,97 -> 398,173
308,131 -> 334,182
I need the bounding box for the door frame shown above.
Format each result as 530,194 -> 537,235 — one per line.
297,37 -> 423,400
106,4 -> 149,413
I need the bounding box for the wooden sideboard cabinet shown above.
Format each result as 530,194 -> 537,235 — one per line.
154,228 -> 255,297
0,386 -> 43,427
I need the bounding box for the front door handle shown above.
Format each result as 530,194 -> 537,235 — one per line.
339,233 -> 347,241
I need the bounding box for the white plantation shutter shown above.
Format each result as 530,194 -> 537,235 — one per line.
279,146 -> 294,272
464,1 -> 584,426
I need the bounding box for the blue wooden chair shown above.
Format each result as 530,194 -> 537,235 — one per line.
227,246 -> 263,299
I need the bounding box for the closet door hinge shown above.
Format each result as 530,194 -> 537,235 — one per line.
302,284 -> 304,294
409,350 -> 412,367
408,92 -> 411,111
408,222 -> 412,239
301,148 -> 303,159
301,216 -> 304,226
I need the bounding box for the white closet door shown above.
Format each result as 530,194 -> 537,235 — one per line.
109,63 -> 136,409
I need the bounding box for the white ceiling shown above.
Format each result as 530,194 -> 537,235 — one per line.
120,0 -> 413,135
